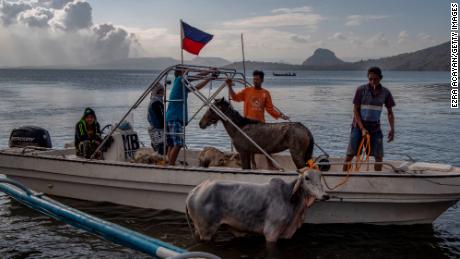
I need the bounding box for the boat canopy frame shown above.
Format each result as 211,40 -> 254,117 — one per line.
89,64 -> 411,173
91,64 -> 285,171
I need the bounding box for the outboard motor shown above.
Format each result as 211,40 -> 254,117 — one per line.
9,126 -> 52,148
314,154 -> 331,172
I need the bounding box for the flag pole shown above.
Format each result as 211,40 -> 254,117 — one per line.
241,33 -> 247,84
180,19 -> 184,64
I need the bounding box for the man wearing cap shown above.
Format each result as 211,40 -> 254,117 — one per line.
166,69 -> 215,166
147,85 -> 165,155
343,67 -> 395,171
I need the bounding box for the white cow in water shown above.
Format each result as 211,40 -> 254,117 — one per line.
185,169 -> 329,243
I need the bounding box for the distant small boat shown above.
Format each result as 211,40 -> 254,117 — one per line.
273,72 -> 296,76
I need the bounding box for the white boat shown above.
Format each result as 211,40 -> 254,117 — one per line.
1,147 -> 459,225
1,65 -> 459,225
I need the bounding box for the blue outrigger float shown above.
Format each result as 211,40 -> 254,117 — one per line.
0,176 -> 219,259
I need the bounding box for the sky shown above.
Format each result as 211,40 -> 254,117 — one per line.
0,0 -> 451,66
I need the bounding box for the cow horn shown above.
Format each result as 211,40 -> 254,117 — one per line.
296,166 -> 309,174
290,174 -> 303,200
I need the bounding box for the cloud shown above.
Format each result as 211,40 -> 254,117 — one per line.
37,0 -> 74,9
329,32 -> 348,40
398,30 -> 409,44
51,0 -> 93,31
349,38 -> 363,46
222,7 -> 323,30
124,26 -> 177,57
92,23 -> 134,61
17,7 -> 54,28
271,6 -> 313,14
417,33 -> 433,41
345,14 -> 389,26
328,32 -> 363,46
290,34 -> 311,43
213,6 -> 325,62
223,13 -> 322,29
200,27 -> 323,63
0,0 -> 31,25
0,0 -> 139,66
366,32 -> 390,47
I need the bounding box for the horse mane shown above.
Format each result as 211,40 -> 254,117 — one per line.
219,99 -> 260,127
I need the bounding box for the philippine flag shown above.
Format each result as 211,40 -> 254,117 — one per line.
181,21 -> 213,55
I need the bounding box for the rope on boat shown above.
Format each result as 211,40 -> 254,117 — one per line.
347,134 -> 371,172
311,135 -> 372,191
356,134 -> 371,171
0,177 -> 221,259
322,172 -> 350,191
305,159 -> 345,190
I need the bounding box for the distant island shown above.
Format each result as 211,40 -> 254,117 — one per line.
303,48 -> 346,66
225,41 -> 448,71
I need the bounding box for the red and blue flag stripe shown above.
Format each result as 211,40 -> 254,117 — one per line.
181,21 -> 213,55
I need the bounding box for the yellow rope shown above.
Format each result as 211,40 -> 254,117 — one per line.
322,167 -> 351,191
354,134 -> 371,171
330,134 -> 372,190
306,159 -> 350,191
306,134 -> 372,191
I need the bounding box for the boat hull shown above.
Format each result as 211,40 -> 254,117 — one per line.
1,150 -> 459,225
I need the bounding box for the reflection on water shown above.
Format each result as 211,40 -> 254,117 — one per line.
0,69 -> 458,258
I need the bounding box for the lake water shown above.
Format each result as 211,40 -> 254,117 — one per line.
0,69 -> 459,258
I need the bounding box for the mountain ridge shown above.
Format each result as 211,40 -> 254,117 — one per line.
1,42 -> 448,71
225,41 -> 449,71
302,48 -> 346,66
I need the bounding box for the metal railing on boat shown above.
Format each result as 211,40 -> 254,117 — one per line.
86,63 -> 421,174
0,177 -> 220,259
181,66 -> 284,170
91,64 -> 286,171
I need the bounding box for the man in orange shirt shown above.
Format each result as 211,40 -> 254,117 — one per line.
226,70 -> 289,122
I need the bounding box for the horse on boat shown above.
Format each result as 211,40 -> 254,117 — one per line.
199,98 -> 314,169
